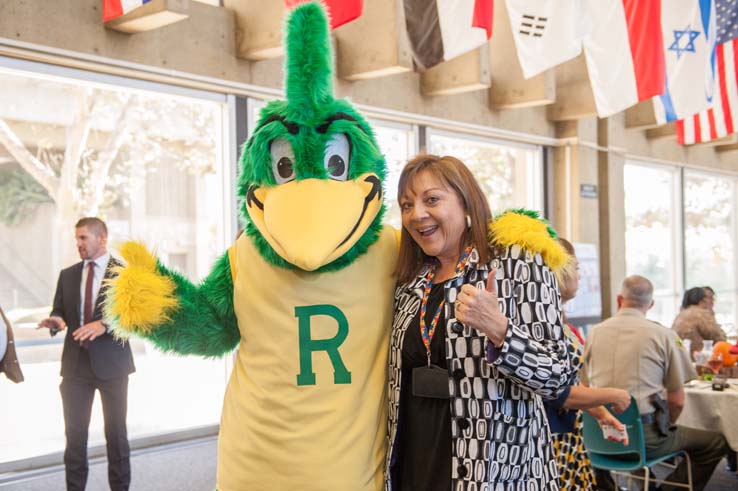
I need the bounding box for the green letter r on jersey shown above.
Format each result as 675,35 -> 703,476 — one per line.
295,305 -> 351,386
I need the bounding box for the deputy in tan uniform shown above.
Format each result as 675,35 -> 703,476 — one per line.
0,303 -> 24,383
583,275 -> 727,491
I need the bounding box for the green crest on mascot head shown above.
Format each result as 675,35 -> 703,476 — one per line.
237,1 -> 386,273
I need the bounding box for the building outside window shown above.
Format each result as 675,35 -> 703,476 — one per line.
624,161 -> 737,335
370,120 -> 417,229
624,162 -> 682,326
0,61 -> 232,464
427,129 -> 544,215
684,170 -> 737,332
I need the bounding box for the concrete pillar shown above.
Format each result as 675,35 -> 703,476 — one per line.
597,117 -> 627,318
551,118 -> 599,244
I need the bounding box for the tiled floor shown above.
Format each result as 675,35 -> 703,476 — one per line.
0,438 -> 735,490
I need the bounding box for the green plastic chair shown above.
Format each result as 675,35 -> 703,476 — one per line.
581,395 -> 692,490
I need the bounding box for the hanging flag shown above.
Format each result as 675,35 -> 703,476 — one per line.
505,0 -> 588,79
103,0 -> 151,22
677,39 -> 738,144
404,0 -> 494,71
716,0 -> 738,43
284,0 -> 363,29
677,0 -> 738,144
583,0 -> 666,118
652,0 -> 717,124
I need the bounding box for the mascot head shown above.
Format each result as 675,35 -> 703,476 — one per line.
238,2 -> 386,272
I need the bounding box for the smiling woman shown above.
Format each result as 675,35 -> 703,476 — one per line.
386,154 -> 573,491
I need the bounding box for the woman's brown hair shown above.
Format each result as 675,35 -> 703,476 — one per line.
394,154 -> 493,283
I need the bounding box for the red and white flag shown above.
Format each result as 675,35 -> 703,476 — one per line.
284,0 -> 363,29
103,0 -> 151,22
404,0 -> 494,71
583,0 -> 665,117
677,39 -> 738,144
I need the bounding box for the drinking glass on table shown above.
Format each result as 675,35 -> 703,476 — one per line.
694,350 -> 709,367
707,352 -> 723,375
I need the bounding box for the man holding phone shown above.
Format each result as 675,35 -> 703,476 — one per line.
38,217 -> 134,491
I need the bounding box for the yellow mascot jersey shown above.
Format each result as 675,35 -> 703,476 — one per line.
218,227 -> 397,490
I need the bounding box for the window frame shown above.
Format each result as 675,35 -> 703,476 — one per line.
625,159 -> 738,330
425,127 -> 545,214
0,56 -> 236,471
682,167 -> 738,329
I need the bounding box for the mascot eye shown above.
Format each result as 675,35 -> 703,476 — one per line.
323,133 -> 350,181
270,138 -> 296,184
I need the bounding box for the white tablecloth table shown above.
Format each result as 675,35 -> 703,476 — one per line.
678,379 -> 738,451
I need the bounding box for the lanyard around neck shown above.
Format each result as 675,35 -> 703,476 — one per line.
419,246 -> 473,365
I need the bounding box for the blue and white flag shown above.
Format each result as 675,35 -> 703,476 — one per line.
653,0 -> 717,124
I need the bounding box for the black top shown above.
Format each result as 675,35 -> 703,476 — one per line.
397,281 -> 451,491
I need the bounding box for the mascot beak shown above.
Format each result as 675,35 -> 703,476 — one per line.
246,173 -> 382,271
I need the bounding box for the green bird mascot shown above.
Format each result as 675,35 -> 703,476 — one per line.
106,3 -> 396,490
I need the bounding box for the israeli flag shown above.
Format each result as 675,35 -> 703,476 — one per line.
654,0 -> 717,124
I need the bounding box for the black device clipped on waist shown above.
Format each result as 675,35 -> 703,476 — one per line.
412,364 -> 450,399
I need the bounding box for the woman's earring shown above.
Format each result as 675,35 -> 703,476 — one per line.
466,214 -> 471,229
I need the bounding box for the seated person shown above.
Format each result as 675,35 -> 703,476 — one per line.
672,286 -> 726,355
583,276 -> 727,491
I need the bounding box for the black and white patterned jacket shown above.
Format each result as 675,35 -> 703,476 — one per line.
385,243 -> 572,491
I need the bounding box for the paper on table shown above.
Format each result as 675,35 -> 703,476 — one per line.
685,380 -> 712,389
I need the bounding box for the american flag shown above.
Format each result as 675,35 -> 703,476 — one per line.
677,0 -> 738,144
716,0 -> 738,44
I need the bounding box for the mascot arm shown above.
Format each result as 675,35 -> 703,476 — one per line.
105,241 -> 240,357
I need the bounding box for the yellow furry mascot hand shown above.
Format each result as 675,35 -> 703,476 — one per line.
107,241 -> 178,336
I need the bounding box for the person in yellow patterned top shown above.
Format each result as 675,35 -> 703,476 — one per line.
545,238 -> 631,491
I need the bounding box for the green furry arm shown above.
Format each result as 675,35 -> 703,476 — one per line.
106,242 -> 239,358
147,252 -> 240,357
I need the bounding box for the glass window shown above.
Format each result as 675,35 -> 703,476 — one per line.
0,65 -> 231,462
427,130 -> 544,215
244,106 -> 419,229
684,170 -> 737,329
248,98 -> 267,138
623,162 -> 681,326
370,120 -> 417,228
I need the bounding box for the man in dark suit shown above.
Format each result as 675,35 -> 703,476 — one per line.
39,217 -> 135,491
